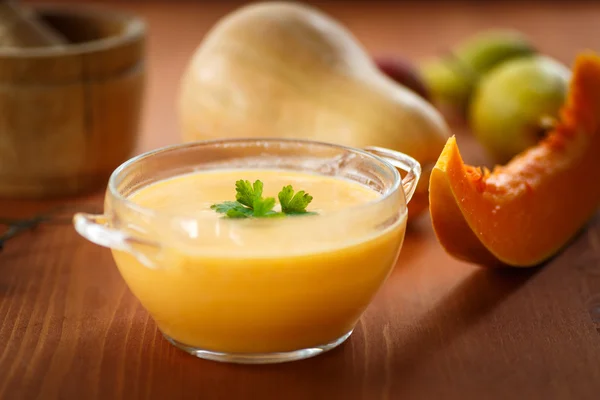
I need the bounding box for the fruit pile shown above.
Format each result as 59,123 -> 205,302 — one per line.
377,31 -> 571,164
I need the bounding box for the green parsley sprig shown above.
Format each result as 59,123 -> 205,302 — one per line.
211,180 -> 316,219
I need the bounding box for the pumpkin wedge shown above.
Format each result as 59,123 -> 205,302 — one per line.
430,52 -> 600,267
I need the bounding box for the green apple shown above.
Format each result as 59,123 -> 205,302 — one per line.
469,55 -> 571,163
455,30 -> 535,75
420,58 -> 472,112
421,30 -> 535,116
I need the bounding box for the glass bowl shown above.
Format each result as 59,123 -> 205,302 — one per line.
73,138 -> 421,364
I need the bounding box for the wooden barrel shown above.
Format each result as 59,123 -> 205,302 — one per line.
0,5 -> 146,198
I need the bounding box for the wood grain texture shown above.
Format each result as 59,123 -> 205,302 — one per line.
2,1 -> 600,399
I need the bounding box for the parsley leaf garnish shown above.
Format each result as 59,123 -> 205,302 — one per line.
235,179 -> 262,208
278,185 -> 316,215
252,196 -> 277,217
210,201 -> 253,218
211,179 -> 316,219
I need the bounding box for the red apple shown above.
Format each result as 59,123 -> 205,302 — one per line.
375,56 -> 431,102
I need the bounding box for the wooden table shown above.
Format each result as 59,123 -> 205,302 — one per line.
2,1 -> 600,399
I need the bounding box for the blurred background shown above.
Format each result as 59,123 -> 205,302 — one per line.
21,0 -> 599,154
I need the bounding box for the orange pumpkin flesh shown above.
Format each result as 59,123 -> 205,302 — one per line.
429,52 -> 600,267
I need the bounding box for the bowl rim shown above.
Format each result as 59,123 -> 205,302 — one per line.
108,138 -> 405,222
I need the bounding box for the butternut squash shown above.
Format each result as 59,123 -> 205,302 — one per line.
429,52 -> 600,267
177,1 -> 450,219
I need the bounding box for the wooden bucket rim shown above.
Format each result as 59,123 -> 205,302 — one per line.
0,4 -> 146,58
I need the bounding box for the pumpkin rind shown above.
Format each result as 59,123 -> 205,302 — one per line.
429,52 -> 600,267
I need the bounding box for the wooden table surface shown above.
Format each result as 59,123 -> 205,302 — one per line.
2,1 -> 600,399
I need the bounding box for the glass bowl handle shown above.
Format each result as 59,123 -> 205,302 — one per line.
364,146 -> 422,203
73,213 -> 160,269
